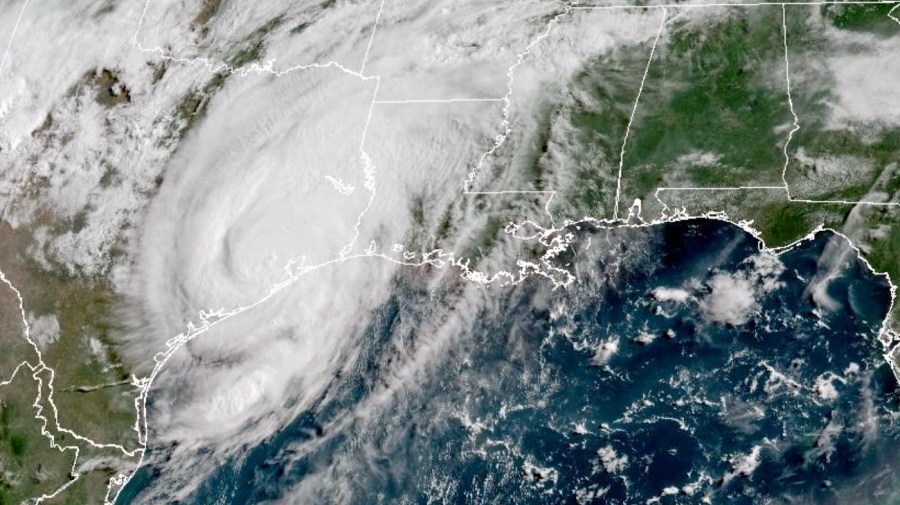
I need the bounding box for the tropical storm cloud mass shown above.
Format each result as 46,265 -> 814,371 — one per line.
0,0 -> 899,504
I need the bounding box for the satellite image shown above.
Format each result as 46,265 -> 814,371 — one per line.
0,0 -> 898,503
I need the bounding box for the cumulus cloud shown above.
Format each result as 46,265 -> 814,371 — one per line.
592,337 -> 620,366
827,45 -> 900,128
651,287 -> 691,304
700,274 -> 758,326
595,445 -> 628,474
814,372 -> 845,401
723,445 -> 763,484
0,0 -> 818,502
699,253 -> 785,326
27,313 -> 59,349
121,0 -> 679,474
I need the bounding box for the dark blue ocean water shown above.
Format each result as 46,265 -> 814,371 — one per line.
120,219 -> 898,504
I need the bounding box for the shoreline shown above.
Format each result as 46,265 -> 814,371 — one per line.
108,209 -> 899,504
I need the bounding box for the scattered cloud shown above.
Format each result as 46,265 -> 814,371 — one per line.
595,445 -> 629,474
699,253 -> 785,326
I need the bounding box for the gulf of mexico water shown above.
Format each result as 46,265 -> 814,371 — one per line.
120,219 -> 897,504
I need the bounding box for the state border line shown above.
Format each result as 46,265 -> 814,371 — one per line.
470,0 -> 900,209
572,0 -> 899,10
651,1 -> 899,208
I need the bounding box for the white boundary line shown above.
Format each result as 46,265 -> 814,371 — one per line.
359,0 -> 386,76
6,0 -> 885,501
0,0 -> 28,75
613,7 -> 668,220
0,267 -> 141,504
659,186 -> 786,191
1,0 -> 149,501
780,2 -> 800,200
374,98 -> 506,104
47,0 -> 887,500
573,0 -> 897,10
131,0 -> 371,81
654,1 -> 899,207
461,2 -> 579,194
0,0 -> 892,502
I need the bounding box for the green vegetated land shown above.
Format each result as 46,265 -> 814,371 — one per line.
1,279 -> 77,503
554,43 -> 657,220
546,5 -> 900,329
821,1 -> 900,36
0,282 -> 39,388
617,6 -> 795,219
0,371 -> 78,505
0,4 -> 316,500
0,223 -> 141,504
781,4 -> 900,294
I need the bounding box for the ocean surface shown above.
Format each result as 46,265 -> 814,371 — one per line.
120,219 -> 898,504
